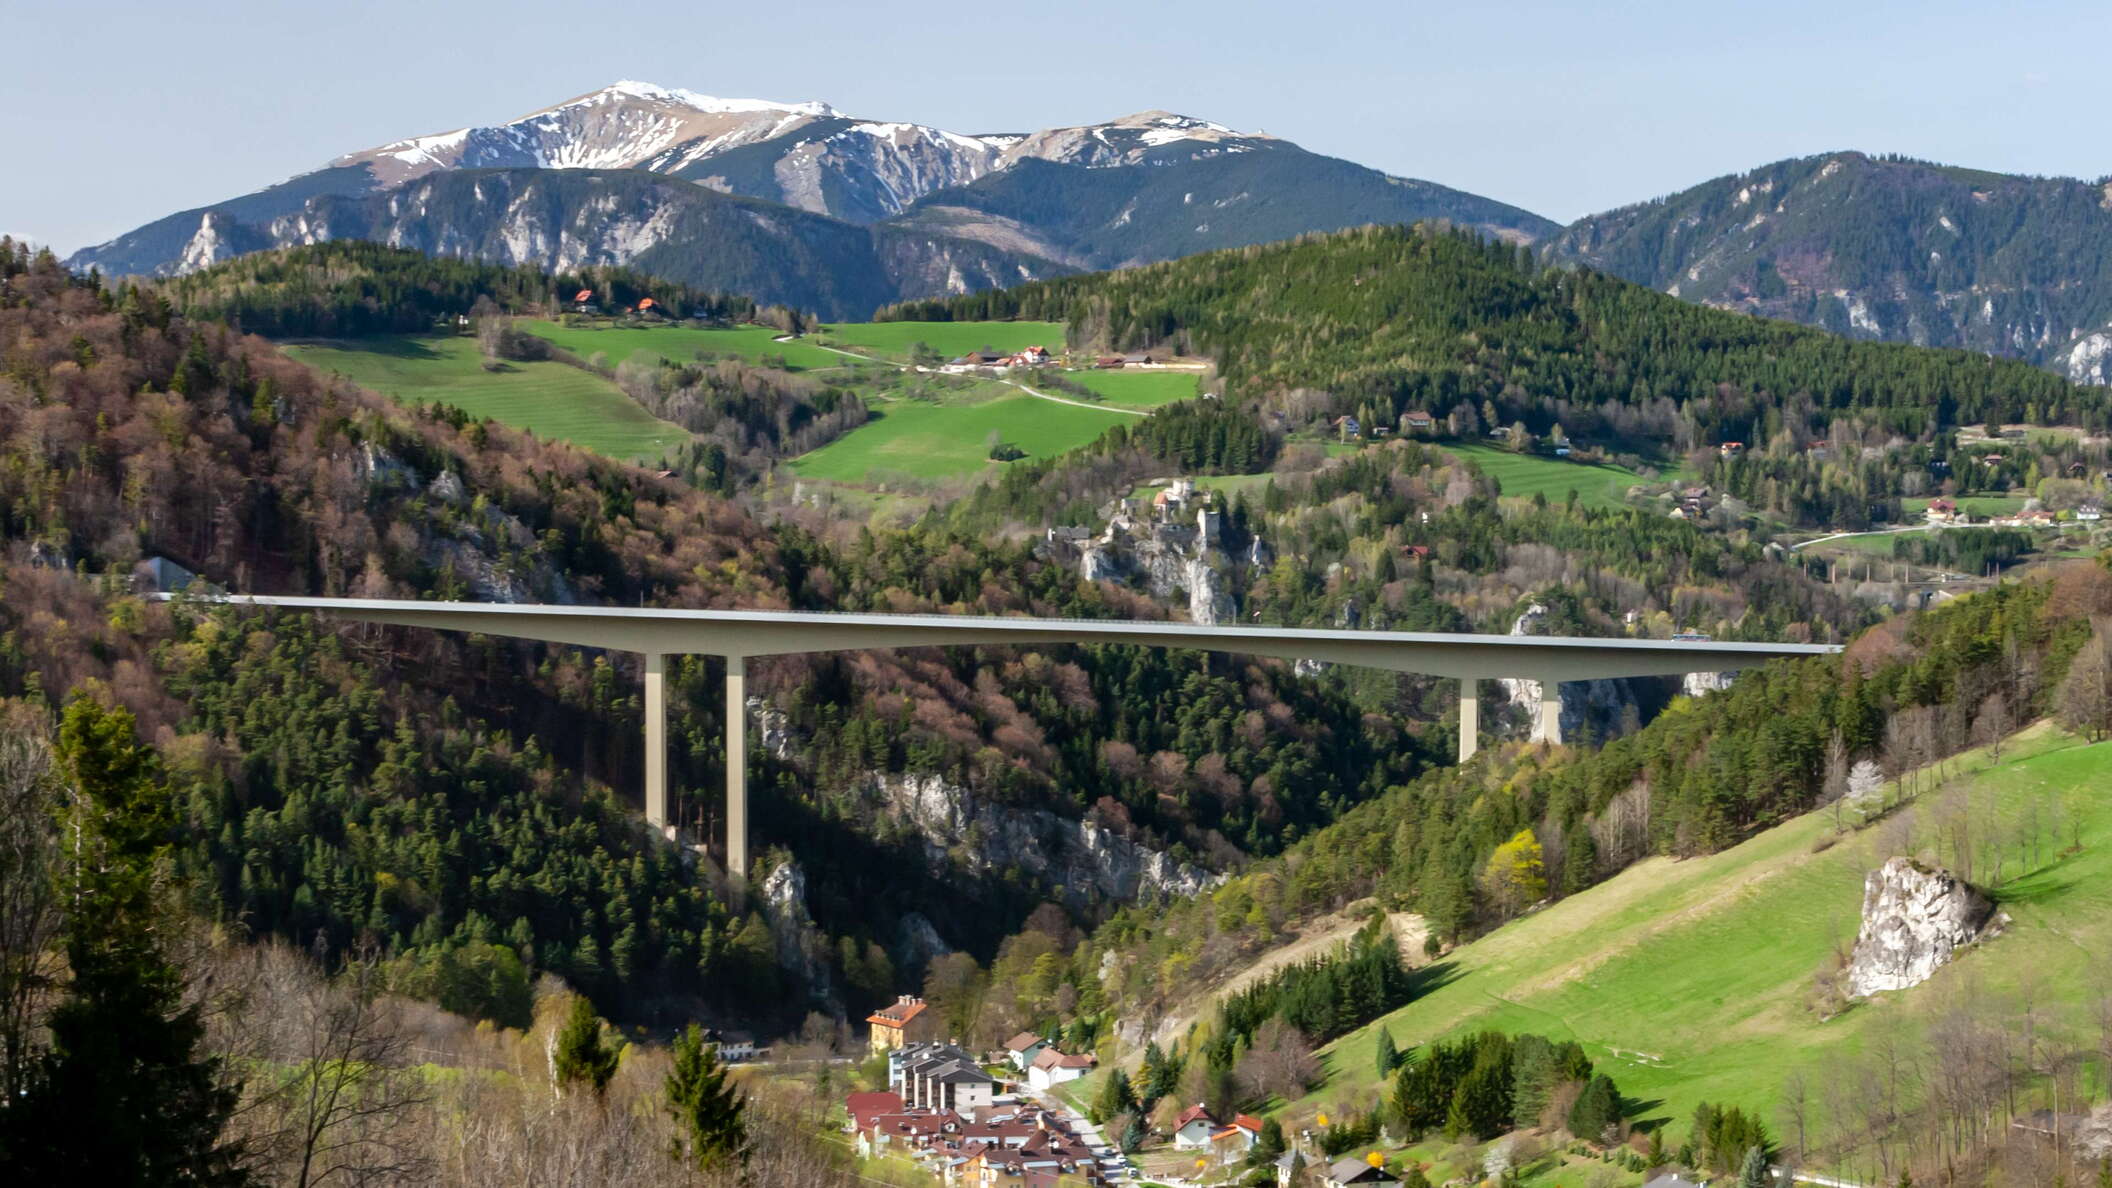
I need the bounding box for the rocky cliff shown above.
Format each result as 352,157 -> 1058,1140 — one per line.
1847,857 -> 1998,996
1497,603 -> 1656,743
867,771 -> 1220,912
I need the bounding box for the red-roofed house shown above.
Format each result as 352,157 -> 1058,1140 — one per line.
868,995 -> 940,1055
1004,1031 -> 1052,1071
1208,1114 -> 1264,1162
845,1091 -> 905,1131
1171,1103 -> 1218,1149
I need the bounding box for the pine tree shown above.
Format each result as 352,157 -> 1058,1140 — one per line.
553,996 -> 621,1096
1375,1028 -> 1400,1079
0,699 -> 250,1184
665,1024 -> 746,1171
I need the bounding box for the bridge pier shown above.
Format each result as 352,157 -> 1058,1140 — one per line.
1539,676 -> 1563,745
644,653 -> 668,832
725,654 -> 748,880
1458,677 -> 1479,762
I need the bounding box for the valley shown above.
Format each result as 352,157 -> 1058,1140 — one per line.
13,41 -> 2112,1188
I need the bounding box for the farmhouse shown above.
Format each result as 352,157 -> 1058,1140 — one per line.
1718,441 -> 1745,456
2079,505 -> 2104,521
1925,497 -> 1962,525
1403,409 -> 1435,433
867,994 -> 940,1054
1207,1114 -> 1264,1160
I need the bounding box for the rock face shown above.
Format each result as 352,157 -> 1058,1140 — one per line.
1497,603 -> 1650,743
1847,857 -> 1997,997
1075,516 -> 1232,625
760,858 -> 835,1005
868,771 -> 1220,910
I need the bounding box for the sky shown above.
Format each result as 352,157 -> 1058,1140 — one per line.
7,0 -> 2111,255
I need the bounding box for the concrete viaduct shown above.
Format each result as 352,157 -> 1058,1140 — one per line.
180,596 -> 1837,878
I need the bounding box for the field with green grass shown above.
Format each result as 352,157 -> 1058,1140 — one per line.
1439,444 -> 1645,510
815,320 -> 1067,362
283,335 -> 690,462
788,386 -> 1135,482
1295,724 -> 2112,1154
1902,494 -> 2030,517
1064,369 -> 1201,409
517,319 -> 844,370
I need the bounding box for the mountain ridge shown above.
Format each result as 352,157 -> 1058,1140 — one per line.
62,81 -> 1557,317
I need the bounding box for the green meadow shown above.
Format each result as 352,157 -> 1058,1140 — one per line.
282,335 -> 690,462
517,319 -> 844,370
1439,443 -> 1645,510
788,387 -> 1134,482
815,320 -> 1067,362
1299,725 -> 2112,1154
1065,368 -> 1202,409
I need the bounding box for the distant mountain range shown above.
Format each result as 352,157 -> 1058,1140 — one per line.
64,89 -> 2112,380
66,81 -> 1553,319
1546,152 -> 2112,384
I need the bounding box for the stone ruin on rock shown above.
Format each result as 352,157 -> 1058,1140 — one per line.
1846,856 -> 1999,997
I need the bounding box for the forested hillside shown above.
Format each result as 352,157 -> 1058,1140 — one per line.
160,241 -> 764,337
0,240 -> 1441,1036
1548,151 -> 2112,384
889,224 -> 2106,444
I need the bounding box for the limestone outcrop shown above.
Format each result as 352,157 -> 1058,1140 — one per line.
867,771 -> 1220,910
1847,857 -> 1997,997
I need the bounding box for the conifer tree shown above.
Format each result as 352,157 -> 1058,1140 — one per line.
1567,1072 -> 1621,1143
553,996 -> 621,1096
1092,1067 -> 1138,1125
1375,1028 -> 1399,1079
0,699 -> 250,1185
665,1025 -> 745,1171
1739,1145 -> 1770,1188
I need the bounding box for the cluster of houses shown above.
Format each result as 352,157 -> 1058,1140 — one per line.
567,288 -> 678,318
849,1084 -> 1113,1186
1004,1033 -> 1098,1091
1923,497 -> 2102,527
941,345 -> 1057,373
1667,484 -> 1720,521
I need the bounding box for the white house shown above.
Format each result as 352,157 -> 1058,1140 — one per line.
1171,1103 -> 1218,1149
1026,1046 -> 1094,1091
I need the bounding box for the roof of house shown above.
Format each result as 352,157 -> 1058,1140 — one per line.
868,997 -> 928,1027
1005,1031 -> 1046,1052
1326,1156 -> 1398,1183
1172,1103 -> 1215,1130
1030,1048 -> 1094,1071
573,289 -> 592,301
846,1091 -> 905,1126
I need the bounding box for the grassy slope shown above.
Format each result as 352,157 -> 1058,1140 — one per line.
1067,369 -> 1201,409
517,319 -> 844,370
1439,443 -> 1644,511
789,385 -> 1132,481
1294,723 -> 2112,1142
282,335 -> 690,462
817,320 -> 1067,361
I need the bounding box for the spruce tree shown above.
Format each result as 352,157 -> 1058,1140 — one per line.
1092,1067 -> 1138,1125
1739,1145 -> 1770,1188
665,1025 -> 746,1171
1566,1072 -> 1621,1143
1375,1028 -> 1399,1079
553,996 -> 621,1096
0,699 -> 250,1185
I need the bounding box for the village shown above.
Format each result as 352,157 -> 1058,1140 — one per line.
848,996 -> 1408,1188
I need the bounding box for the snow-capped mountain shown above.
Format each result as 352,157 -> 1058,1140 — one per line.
336,81 -> 842,187
64,81 -> 1557,316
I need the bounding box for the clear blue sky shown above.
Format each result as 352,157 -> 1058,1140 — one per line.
7,0 -> 2109,254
